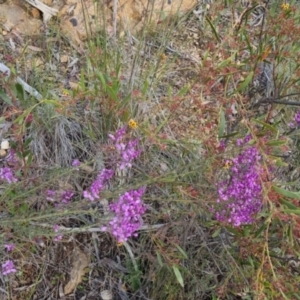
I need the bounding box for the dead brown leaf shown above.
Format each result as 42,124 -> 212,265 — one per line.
63,247 -> 90,295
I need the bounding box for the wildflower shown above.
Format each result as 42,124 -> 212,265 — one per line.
53,224 -> 60,232
108,187 -> 147,242
71,159 -> 81,167
61,190 -> 74,204
0,167 -> 18,183
5,149 -> 17,164
2,260 -> 17,275
223,160 -> 232,169
83,168 -> 114,201
109,127 -> 142,169
128,119 -> 138,129
218,140 -> 226,151
108,126 -> 127,142
46,189 -> 56,202
54,235 -> 63,242
4,244 -> 15,252
214,146 -> 263,226
281,3 -> 290,11
295,110 -> 300,125
53,224 -> 63,242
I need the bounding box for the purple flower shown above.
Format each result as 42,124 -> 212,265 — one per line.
108,187 -> 147,242
53,225 -> 63,242
54,235 -> 63,242
0,167 -> 18,183
2,260 -> 17,275
295,110 -> 300,125
4,244 -> 15,252
46,189 -> 56,202
108,126 -> 127,142
83,168 -> 114,201
214,146 -> 263,226
109,126 -> 142,169
72,159 -> 81,167
5,149 -> 17,164
61,190 -> 74,204
289,122 -> 296,129
236,134 -> 252,146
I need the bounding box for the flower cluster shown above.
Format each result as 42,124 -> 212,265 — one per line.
46,189 -> 74,205
128,119 -> 138,129
108,126 -> 142,170
4,243 -> 15,252
71,159 -> 81,167
5,149 -> 17,164
214,138 -> 263,226
281,3 -> 290,11
0,167 -> 18,183
53,224 -> 63,242
2,242 -> 16,275
83,168 -> 114,201
295,110 -> 300,125
289,110 -> 300,128
2,260 -> 17,275
105,187 -> 147,242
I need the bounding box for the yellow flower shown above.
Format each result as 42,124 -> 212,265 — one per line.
62,89 -> 70,97
223,160 -> 233,170
128,119 -> 138,129
281,3 -> 290,11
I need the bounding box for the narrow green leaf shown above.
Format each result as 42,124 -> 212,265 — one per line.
98,72 -> 106,89
217,57 -> 232,68
218,107 -> 226,137
205,16 -> 221,43
253,119 -> 278,133
265,140 -> 286,146
174,244 -> 188,259
218,131 -> 238,139
156,251 -> 164,267
212,227 -> 221,238
237,71 -> 254,92
155,116 -> 170,134
15,83 -> 25,104
172,265 -> 184,287
283,209 -> 300,215
142,80 -> 149,95
0,89 -> 13,106
254,222 -> 267,238
242,32 -> 253,56
279,198 -> 298,210
273,185 -> 300,200
177,86 -> 190,96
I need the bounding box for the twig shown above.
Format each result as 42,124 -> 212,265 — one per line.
0,287 -> 8,295
259,97 -> 300,106
29,221 -> 166,233
0,62 -> 43,101
24,0 -> 58,22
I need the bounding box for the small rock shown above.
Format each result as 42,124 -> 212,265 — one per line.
60,55 -> 69,63
30,8 -> 42,19
69,81 -> 78,90
1,140 -> 9,150
100,290 -> 113,300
